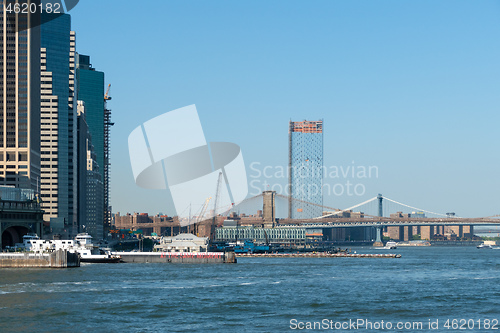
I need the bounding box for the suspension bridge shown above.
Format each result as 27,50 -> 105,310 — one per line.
208,191 -> 499,245
229,192 -> 500,226
114,191 -> 500,244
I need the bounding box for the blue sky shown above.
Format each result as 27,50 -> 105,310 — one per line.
70,0 -> 500,218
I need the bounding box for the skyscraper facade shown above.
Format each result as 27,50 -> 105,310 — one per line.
77,101 -> 103,240
288,120 -> 323,219
76,54 -> 106,236
76,54 -> 104,174
0,6 -> 41,190
39,14 -> 77,236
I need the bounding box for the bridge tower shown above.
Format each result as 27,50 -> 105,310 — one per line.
263,191 -> 276,227
373,193 -> 384,247
378,193 -> 383,218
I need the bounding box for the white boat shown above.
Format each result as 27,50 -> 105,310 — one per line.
74,233 -> 121,263
14,233 -> 40,250
477,243 -> 493,249
28,233 -> 120,263
384,241 -> 398,249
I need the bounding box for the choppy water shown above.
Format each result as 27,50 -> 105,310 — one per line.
0,247 -> 499,332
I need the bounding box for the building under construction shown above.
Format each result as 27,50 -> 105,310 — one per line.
288,120 -> 323,219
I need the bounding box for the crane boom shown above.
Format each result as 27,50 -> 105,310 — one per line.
196,197 -> 212,224
213,172 -> 223,217
104,83 -> 111,100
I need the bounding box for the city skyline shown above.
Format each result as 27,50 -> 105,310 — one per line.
68,1 -> 500,218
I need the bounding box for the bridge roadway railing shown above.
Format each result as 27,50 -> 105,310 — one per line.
115,217 -> 500,230
276,217 -> 500,228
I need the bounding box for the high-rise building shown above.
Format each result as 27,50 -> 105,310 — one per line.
76,54 -> 107,235
76,54 -> 104,175
0,6 -> 41,190
288,120 -> 323,219
77,101 -> 103,240
39,14 -> 77,236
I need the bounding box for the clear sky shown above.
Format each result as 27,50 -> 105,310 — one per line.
70,0 -> 500,218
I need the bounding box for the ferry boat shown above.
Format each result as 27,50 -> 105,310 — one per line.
14,233 -> 40,250
27,233 -> 120,263
397,240 -> 431,247
477,243 -> 493,249
383,241 -> 398,249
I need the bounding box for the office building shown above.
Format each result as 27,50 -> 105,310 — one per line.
288,120 -> 323,219
39,14 -> 77,236
77,101 -> 103,240
0,6 -> 41,190
76,54 -> 108,235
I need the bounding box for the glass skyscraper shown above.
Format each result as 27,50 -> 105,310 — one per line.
288,120 -> 323,219
76,54 -> 104,176
76,54 -> 106,238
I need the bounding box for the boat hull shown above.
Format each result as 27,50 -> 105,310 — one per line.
80,257 -> 121,263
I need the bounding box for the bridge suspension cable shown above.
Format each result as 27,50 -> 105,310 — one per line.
315,196 -> 379,219
382,196 -> 451,218
275,193 -> 341,212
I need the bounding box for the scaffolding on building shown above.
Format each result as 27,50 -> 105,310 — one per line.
288,120 -> 324,219
103,84 -> 114,235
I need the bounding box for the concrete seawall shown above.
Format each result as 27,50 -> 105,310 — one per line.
0,250 -> 80,268
113,251 -> 237,264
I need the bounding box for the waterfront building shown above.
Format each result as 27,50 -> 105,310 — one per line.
114,212 -> 176,237
0,186 -> 44,249
39,14 -> 77,237
288,120 -> 323,219
216,225 -> 306,244
0,7 -> 41,190
154,233 -> 209,252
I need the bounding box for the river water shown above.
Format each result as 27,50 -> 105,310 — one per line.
0,246 -> 499,332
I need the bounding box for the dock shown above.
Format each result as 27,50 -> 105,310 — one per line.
0,250 -> 80,268
235,252 -> 401,258
112,251 -> 237,263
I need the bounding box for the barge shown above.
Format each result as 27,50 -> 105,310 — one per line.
112,251 -> 237,263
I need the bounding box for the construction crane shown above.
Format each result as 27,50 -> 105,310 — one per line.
208,172 -> 224,240
196,197 -> 212,224
104,83 -> 112,101
193,197 -> 212,235
213,172 -> 223,218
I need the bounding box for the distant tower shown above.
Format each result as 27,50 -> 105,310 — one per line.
288,120 -> 323,219
262,190 -> 276,225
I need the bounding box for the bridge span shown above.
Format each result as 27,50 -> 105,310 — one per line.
276,217 -> 500,228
